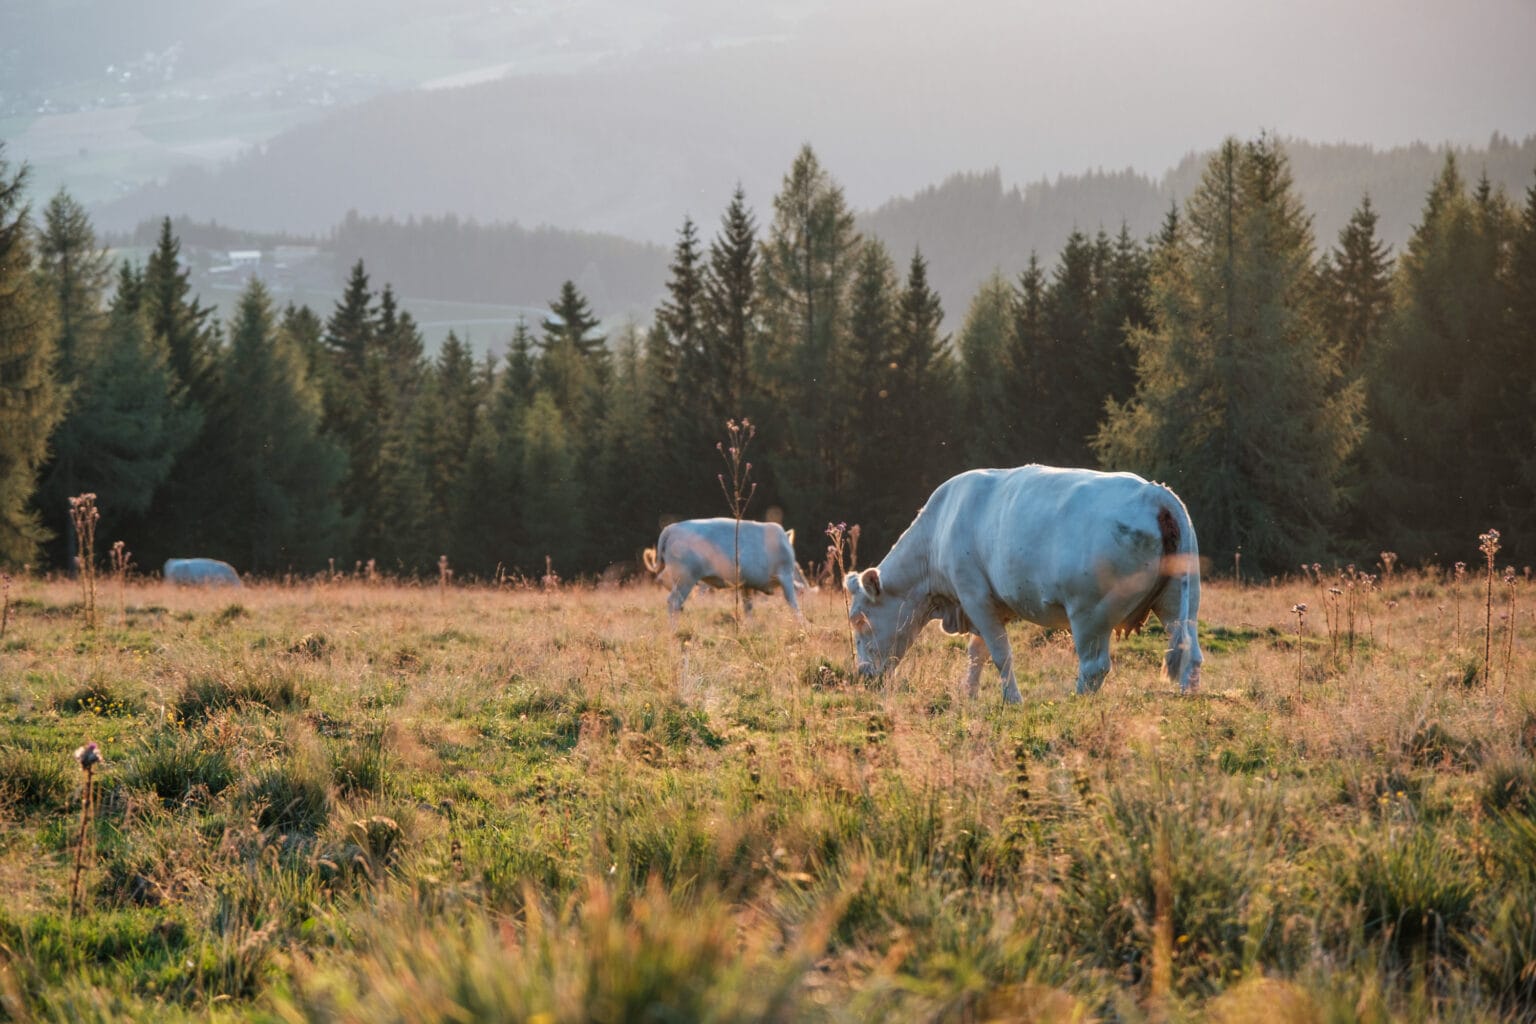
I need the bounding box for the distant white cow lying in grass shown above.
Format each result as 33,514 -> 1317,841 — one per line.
163,558 -> 243,587
643,518 -> 809,623
844,466 -> 1202,702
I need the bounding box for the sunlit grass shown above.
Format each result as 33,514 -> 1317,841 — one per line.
0,567 -> 1530,1020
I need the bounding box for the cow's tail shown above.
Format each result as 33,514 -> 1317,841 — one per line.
784,527 -> 816,592
643,524 -> 671,577
1157,492 -> 1203,691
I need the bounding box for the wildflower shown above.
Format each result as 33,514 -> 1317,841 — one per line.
74,741 -> 101,770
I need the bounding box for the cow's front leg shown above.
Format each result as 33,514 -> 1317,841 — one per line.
966,605 -> 1022,705
777,572 -> 805,620
1069,615 -> 1113,695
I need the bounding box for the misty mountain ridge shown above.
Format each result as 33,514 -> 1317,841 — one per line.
107,131 -> 1536,343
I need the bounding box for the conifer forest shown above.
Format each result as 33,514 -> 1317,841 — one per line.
4,136 -> 1533,580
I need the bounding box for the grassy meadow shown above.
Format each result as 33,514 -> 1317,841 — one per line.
0,562 -> 1533,1022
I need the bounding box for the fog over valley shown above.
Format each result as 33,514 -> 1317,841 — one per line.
5,0 -> 1535,337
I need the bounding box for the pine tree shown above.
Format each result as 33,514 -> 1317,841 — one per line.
0,150 -> 64,565
419,332 -> 482,546
36,189 -> 111,382
517,391 -> 584,574
1505,170 -> 1536,544
1006,254 -> 1052,461
1321,195 -> 1393,375
37,262 -> 198,568
209,279 -> 346,573
758,146 -> 860,529
1096,135 -> 1362,572
142,217 -> 218,406
138,218 -> 220,558
538,280 -> 607,439
280,302 -> 327,383
597,324 -> 654,564
364,291 -> 431,572
888,248 -> 958,508
1040,228 -> 1100,464
321,260 -> 378,559
699,188 -> 759,428
543,280 -> 606,359
957,273 -> 1021,468
1362,157 -> 1519,560
841,239 -> 901,545
651,217 -> 703,512
657,216 -> 702,395
1094,224 -> 1151,417
449,324 -> 534,577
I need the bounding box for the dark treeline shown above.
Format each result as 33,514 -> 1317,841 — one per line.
2,136 -> 1533,580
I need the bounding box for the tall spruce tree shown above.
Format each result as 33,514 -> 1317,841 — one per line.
449,321 -> 535,576
1006,255 -> 1052,461
842,239 -> 903,547
0,150 -> 64,566
758,146 -> 859,530
1040,228 -> 1101,464
1362,157 -> 1519,561
598,324 -> 654,563
366,288 -> 431,571
209,279 -> 345,573
1505,170 -> 1536,543
321,261 -> 378,560
1093,224 -> 1151,419
1321,195 -> 1394,375
1096,135 -> 1362,572
138,219 -> 219,558
653,217 -> 704,511
699,188 -> 760,429
538,280 -> 607,440
888,248 -> 957,511
143,217 -> 218,405
37,262 -> 198,567
517,391 -> 584,574
957,273 -> 1021,467
36,190 -> 111,382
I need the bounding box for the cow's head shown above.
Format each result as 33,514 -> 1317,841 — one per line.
844,567 -> 921,677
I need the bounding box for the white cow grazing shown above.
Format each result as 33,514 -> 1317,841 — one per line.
844,466 -> 1202,702
163,558 -> 243,587
643,518 -> 808,622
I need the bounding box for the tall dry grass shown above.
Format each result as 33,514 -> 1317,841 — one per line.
0,560 -> 1530,1021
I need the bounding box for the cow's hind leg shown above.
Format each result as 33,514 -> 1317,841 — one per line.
1152,580 -> 1203,692
965,634 -> 989,699
667,580 -> 696,627
1069,613 -> 1113,695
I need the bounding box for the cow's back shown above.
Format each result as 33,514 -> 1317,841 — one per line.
164,558 -> 242,587
659,518 -> 793,588
924,467 -> 1168,609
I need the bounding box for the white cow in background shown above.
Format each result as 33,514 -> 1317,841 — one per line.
844,466 -> 1202,702
643,518 -> 808,622
163,558 -> 243,587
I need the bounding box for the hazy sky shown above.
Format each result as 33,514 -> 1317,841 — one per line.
8,0 -> 1535,237
770,0 -> 1536,206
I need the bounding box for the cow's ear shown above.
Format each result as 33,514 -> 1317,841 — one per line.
859,567 -> 882,598
785,528 -> 795,546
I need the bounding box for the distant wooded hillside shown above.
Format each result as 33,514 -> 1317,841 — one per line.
859,135 -> 1536,324
104,134 -> 1536,334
